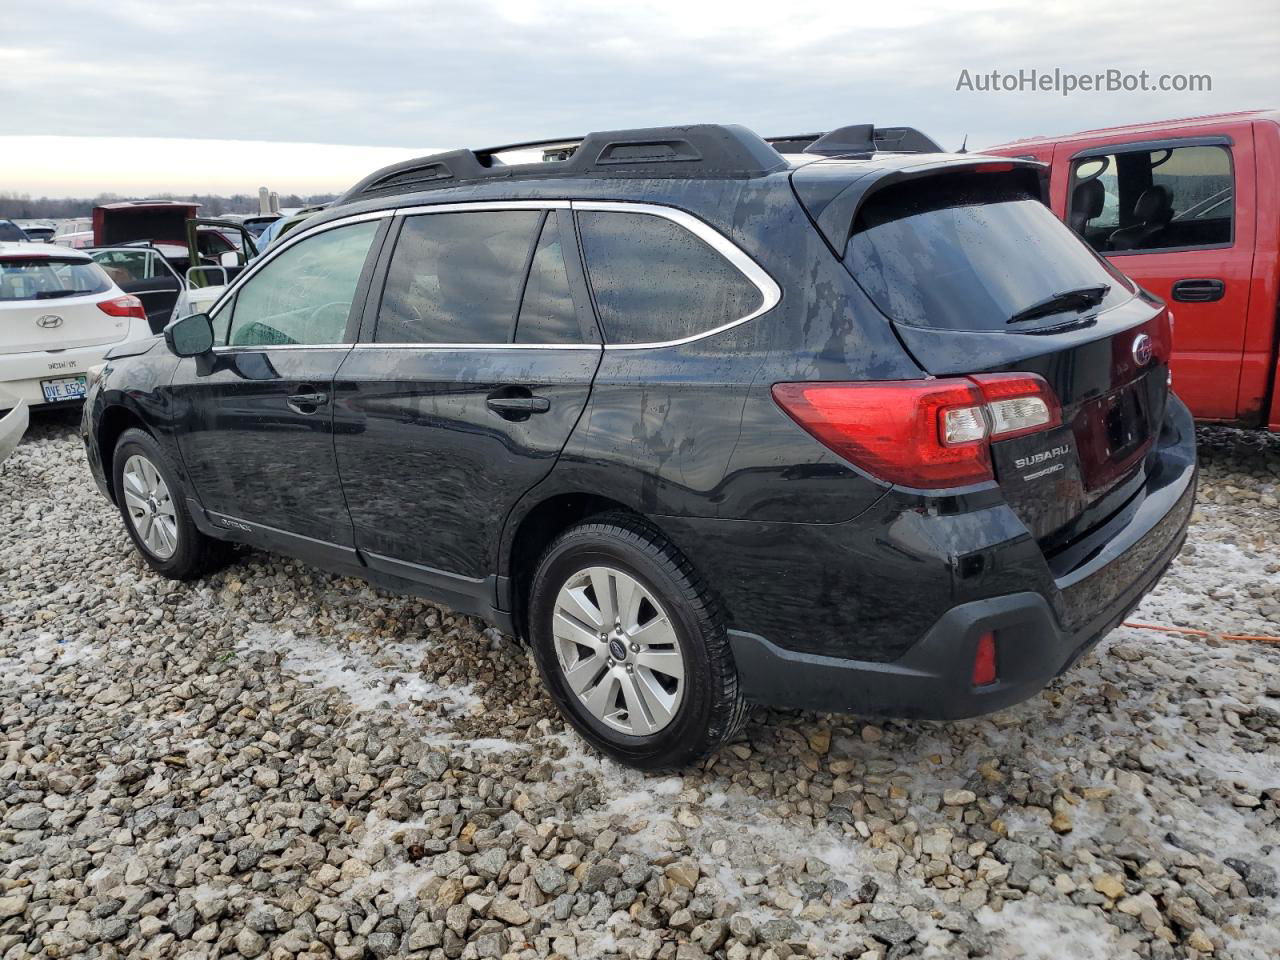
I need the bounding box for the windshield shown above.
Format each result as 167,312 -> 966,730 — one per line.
0,221 -> 28,242
844,175 -> 1132,331
0,258 -> 111,302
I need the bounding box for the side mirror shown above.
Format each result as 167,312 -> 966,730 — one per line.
164,313 -> 214,357
219,250 -> 240,267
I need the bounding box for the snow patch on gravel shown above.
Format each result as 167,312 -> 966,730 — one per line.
239,623 -> 480,717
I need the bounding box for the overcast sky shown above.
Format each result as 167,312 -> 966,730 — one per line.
3,0 -> 1277,197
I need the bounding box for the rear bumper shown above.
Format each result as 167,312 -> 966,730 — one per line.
727,395 -> 1197,719
0,341 -> 123,407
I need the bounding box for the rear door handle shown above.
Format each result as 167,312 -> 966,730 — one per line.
1171,278 -> 1225,303
486,389 -> 550,420
287,387 -> 329,414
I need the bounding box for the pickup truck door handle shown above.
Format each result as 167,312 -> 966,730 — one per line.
486,389 -> 551,420
1171,278 -> 1225,303
287,387 -> 330,414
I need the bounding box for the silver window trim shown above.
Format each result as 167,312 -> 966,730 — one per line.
352,343 -> 598,351
572,200 -> 782,350
394,199 -> 570,217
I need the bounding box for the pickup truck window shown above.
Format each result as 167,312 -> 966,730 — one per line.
1069,145 -> 1233,255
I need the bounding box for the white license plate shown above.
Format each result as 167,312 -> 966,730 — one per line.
41,375 -> 88,403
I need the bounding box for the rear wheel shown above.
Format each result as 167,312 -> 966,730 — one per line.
112,428 -> 228,580
528,513 -> 747,769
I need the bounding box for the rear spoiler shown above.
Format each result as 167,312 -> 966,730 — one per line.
791,155 -> 1049,255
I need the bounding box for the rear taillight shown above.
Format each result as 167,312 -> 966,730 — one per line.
772,373 -> 1060,489
97,295 -> 146,321
970,373 -> 1061,440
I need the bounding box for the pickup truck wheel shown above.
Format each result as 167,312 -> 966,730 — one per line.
528,512 -> 748,770
113,428 -> 228,580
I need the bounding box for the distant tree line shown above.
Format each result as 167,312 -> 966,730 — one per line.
0,192 -> 338,220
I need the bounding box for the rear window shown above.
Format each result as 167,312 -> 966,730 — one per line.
845,175 -> 1131,332
0,258 -> 111,302
578,211 -> 762,345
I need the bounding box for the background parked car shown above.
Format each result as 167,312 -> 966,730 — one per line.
0,243 -> 150,407
0,384 -> 28,464
0,220 -> 30,243
14,220 -> 56,243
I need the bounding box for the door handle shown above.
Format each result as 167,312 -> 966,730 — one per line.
486,389 -> 550,421
1171,278 -> 1225,303
287,386 -> 329,414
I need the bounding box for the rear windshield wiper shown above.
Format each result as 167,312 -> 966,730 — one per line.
34,290 -> 80,300
1007,284 -> 1110,325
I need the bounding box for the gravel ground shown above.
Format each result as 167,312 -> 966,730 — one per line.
2,411 -> 1278,960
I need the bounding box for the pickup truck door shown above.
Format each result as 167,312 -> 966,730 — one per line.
1056,122 -> 1257,422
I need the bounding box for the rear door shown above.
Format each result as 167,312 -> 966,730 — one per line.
331,203 -> 600,605
1057,125 -> 1256,421
88,247 -> 184,333
169,216 -> 387,562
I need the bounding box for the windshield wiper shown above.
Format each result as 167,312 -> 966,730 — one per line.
34,290 -> 80,300
1007,284 -> 1110,325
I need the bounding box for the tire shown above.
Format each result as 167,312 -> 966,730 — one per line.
528,512 -> 748,769
112,428 -> 228,580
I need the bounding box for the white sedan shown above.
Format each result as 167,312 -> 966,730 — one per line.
0,243 -> 153,408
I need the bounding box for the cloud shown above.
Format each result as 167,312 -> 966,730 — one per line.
2,0 -> 1277,195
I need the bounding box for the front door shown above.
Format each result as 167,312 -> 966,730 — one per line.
1058,125 -> 1256,421
170,216 -> 388,562
332,206 -> 601,606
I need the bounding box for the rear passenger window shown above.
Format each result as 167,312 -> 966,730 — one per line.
516,215 -> 588,344
577,211 -> 761,345
377,211 -> 540,344
1068,144 -> 1234,254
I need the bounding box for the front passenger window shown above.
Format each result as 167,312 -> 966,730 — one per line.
219,221 -> 378,347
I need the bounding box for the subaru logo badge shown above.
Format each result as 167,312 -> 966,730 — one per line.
1131,333 -> 1153,366
36,315 -> 64,329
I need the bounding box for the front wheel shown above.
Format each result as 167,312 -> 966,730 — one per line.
528,513 -> 747,769
112,428 -> 228,580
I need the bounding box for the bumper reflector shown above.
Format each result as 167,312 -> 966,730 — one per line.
972,631 -> 998,687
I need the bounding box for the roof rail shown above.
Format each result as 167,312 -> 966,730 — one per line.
333,124 -> 789,205
767,125 -> 943,156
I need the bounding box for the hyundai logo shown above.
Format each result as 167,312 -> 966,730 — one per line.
36,315 -> 64,329
1131,333 -> 1153,366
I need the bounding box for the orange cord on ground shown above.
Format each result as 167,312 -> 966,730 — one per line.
1122,620 -> 1280,645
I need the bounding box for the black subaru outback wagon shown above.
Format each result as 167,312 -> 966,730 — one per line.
83,123 -> 1196,769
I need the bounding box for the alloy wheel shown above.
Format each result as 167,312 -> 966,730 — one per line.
121,454 -> 179,559
552,565 -> 686,736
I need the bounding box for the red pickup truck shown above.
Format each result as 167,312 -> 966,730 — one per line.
985,110 -> 1280,431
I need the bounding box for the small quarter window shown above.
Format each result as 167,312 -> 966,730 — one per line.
577,211 -> 762,345
377,211 -> 541,344
515,214 -> 587,344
